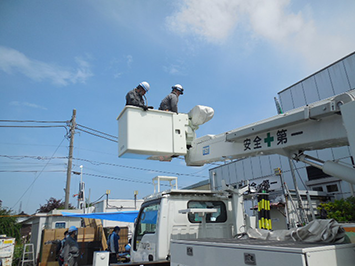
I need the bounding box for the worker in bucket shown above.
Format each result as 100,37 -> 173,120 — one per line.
159,84 -> 184,113
63,226 -> 79,266
125,81 -> 152,111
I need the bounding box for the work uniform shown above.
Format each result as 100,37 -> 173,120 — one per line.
108,231 -> 120,263
63,235 -> 79,266
126,89 -> 145,107
159,91 -> 179,113
57,236 -> 67,266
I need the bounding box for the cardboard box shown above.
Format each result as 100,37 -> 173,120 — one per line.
54,229 -> 67,240
77,227 -> 95,242
40,227 -> 99,265
41,244 -> 57,262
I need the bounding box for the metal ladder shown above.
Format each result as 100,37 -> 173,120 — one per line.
20,243 -> 35,266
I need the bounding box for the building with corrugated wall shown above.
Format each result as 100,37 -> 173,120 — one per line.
209,52 -> 355,200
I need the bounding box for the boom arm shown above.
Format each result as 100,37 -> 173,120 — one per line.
185,90 -> 355,183
117,90 -> 355,183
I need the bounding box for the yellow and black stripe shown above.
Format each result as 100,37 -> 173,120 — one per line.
257,193 -> 272,230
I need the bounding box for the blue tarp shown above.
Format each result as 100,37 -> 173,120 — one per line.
62,211 -> 139,223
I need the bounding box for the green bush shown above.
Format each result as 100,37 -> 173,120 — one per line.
318,196 -> 355,222
12,244 -> 24,266
0,207 -> 21,240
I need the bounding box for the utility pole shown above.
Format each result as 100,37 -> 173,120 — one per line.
134,190 -> 138,209
65,109 -> 76,209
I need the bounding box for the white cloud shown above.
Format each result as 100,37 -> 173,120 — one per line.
167,0 -> 355,69
163,59 -> 186,75
244,0 -> 355,69
126,55 -> 133,68
70,57 -> 94,84
246,0 -> 304,41
167,0 -> 241,43
109,55 -> 133,79
9,101 -> 48,110
163,64 -> 181,75
0,46 -> 93,86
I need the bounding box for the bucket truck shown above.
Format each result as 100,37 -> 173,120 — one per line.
117,89 -> 355,265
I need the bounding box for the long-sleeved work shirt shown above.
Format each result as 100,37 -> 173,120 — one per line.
63,236 -> 79,266
126,89 -> 145,107
159,92 -> 179,113
109,231 -> 120,254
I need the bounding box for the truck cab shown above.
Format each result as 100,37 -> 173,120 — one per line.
130,189 -> 234,263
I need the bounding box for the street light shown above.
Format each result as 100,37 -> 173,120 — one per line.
80,165 -> 83,183
78,165 -> 85,211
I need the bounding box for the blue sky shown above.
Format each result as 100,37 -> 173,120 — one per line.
1,0 -> 355,214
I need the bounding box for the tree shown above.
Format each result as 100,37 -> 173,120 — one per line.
318,196 -> 355,222
0,207 -> 21,240
37,197 -> 75,213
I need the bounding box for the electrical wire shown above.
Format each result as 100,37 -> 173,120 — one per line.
11,137 -> 67,209
0,170 -> 66,173
0,125 -> 67,129
0,161 -> 66,166
0,120 -> 67,123
74,157 -> 208,178
0,142 -> 66,147
76,124 -> 117,139
0,155 -> 67,160
75,128 -> 118,142
0,155 -> 208,178
90,193 -> 107,204
84,173 -> 153,185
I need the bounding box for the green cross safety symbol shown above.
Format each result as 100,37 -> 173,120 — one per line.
264,132 -> 274,147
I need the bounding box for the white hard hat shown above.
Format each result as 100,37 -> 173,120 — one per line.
139,81 -> 150,92
172,84 -> 184,95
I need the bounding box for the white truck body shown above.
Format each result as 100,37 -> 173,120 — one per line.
170,238 -> 355,266
130,189 -> 235,263
129,185 -> 355,266
118,89 -> 355,265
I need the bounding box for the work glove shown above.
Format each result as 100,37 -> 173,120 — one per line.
142,105 -> 148,111
148,106 -> 154,109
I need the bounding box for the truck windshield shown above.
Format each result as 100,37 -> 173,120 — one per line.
133,199 -> 160,250
187,200 -> 227,223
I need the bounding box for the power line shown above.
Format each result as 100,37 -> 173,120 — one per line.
0,155 -> 208,178
0,120 -> 67,123
0,119 -> 117,142
76,124 -> 117,139
0,155 -> 67,160
0,170 -> 66,173
0,120 -> 67,130
0,142 -> 66,147
84,172 -> 170,186
90,193 -> 107,204
0,162 -> 66,165
11,137 -> 67,210
75,128 -> 118,142
0,125 -> 67,129
74,157 -> 208,178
